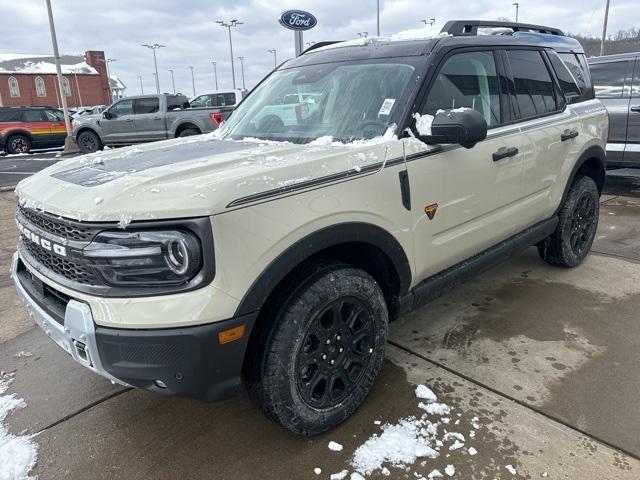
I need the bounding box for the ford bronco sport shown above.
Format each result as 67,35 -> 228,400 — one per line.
12,21 -> 607,435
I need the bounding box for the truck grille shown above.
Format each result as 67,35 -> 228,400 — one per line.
17,206 -> 95,241
21,239 -> 99,285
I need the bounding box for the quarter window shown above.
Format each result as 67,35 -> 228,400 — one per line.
633,59 -> 640,98
23,110 -> 44,122
217,93 -> 236,106
590,61 -> 631,98
44,109 -> 65,121
35,76 -> 47,97
559,53 -> 594,100
507,50 -> 559,119
425,51 -> 501,127
548,51 -> 582,104
62,77 -> 72,97
8,77 -> 20,98
0,110 -> 22,122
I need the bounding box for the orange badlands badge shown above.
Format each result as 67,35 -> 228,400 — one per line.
425,203 -> 438,220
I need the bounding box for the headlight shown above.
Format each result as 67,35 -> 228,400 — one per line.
83,229 -> 202,287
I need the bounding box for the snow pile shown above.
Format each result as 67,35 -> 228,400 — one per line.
328,441 -> 344,452
0,53 -> 97,75
307,125 -> 397,148
0,372 -> 38,480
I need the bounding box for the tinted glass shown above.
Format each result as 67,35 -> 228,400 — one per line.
589,61 -> 630,98
559,53 -> 594,100
217,93 -> 236,106
548,52 -> 582,104
631,59 -> 640,97
0,110 -> 22,122
44,109 -> 64,121
22,110 -> 44,122
110,99 -> 134,116
425,51 -> 501,127
507,50 -> 558,119
135,97 -> 160,114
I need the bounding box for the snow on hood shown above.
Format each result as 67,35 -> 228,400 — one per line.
16,132 -> 400,222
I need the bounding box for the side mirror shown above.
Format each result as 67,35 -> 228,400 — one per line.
417,109 -> 488,149
103,111 -> 115,119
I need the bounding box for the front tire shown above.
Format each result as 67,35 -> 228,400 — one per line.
245,262 -> 388,435
77,130 -> 102,154
6,134 -> 31,154
538,175 -> 599,267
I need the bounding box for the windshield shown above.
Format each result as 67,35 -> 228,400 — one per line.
220,61 -> 416,143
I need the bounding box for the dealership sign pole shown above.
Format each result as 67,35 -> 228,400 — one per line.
279,10 -> 317,57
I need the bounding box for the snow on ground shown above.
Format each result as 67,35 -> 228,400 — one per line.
0,372 -> 38,480
328,441 -> 344,452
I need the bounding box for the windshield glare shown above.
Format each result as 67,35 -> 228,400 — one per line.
221,62 -> 416,144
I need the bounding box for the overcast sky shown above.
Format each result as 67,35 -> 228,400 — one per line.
1,0 -> 637,99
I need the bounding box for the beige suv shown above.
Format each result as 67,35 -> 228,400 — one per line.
12,20 -> 607,435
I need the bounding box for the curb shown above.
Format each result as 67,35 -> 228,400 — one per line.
0,185 -> 16,192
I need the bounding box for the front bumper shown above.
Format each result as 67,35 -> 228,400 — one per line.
12,253 -> 257,401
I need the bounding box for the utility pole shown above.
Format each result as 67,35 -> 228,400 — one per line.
237,56 -> 246,90
421,18 -> 436,27
105,58 -> 116,104
513,3 -> 520,22
357,32 -> 369,38
189,66 -> 196,97
168,69 -> 176,94
45,0 -> 76,152
138,75 -> 144,94
72,68 -> 83,107
268,49 -> 277,69
600,0 -> 611,56
142,43 -> 165,94
211,61 -> 218,90
376,0 -> 380,36
216,19 -> 242,90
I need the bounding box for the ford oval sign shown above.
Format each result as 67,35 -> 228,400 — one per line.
279,10 -> 317,31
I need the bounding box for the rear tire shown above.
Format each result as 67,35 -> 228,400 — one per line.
178,128 -> 200,137
6,134 -> 31,154
538,175 -> 599,268
245,261 -> 388,436
77,130 -> 102,154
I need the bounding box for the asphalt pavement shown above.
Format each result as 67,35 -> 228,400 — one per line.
0,149 -> 74,188
0,169 -> 640,479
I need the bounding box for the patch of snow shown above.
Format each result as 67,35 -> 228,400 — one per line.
350,473 -> 365,480
415,385 -> 438,403
444,464 -> 455,477
93,196 -> 103,205
314,467 -> 322,475
117,214 -> 132,230
505,464 -> 517,475
428,469 -> 443,478
329,441 -> 344,452
413,113 -> 435,136
381,467 -> 390,476
331,470 -> 349,480
418,402 -> 451,416
468,447 -> 477,456
374,420 -> 382,426
12,352 -> 32,359
0,373 -> 38,480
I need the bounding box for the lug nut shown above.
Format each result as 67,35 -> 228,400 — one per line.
326,339 -> 331,344
330,360 -> 335,365
322,354 -> 327,360
339,347 -> 344,353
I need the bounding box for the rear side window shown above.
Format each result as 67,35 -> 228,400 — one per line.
0,110 -> 22,122
217,93 -> 236,106
135,98 -> 160,114
425,51 -> 501,127
589,60 -> 632,98
559,53 -> 594,100
548,51 -> 582,104
44,109 -> 64,121
507,50 -> 559,119
23,110 -> 44,122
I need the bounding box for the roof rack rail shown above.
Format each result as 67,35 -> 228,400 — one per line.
441,20 -> 564,37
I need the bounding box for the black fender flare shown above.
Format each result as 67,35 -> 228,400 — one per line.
234,222 -> 412,317
557,144 -> 606,212
174,122 -> 201,137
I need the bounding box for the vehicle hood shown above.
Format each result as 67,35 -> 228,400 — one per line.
16,134 -> 399,222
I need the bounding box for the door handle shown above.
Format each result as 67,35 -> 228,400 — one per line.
561,129 -> 579,141
152,116 -> 162,120
630,106 -> 640,113
492,147 -> 519,162
125,119 -> 134,122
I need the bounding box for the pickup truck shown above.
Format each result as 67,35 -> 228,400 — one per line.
73,94 -> 225,153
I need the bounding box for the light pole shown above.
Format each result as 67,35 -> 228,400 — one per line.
142,43 -> 165,94
216,19 -> 242,90
189,66 -> 196,97
237,56 -> 246,90
105,58 -> 116,103
211,61 -> 218,90
72,68 -> 83,107
376,0 -> 380,36
168,69 -> 176,94
513,3 -> 520,22
268,49 -> 277,69
421,18 -> 436,27
45,0 -> 76,151
600,0 -> 611,56
357,32 -> 369,38
138,75 -> 144,94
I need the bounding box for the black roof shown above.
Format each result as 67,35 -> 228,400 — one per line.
289,20 -> 583,68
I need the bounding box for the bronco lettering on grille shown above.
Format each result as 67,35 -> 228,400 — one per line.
17,222 -> 67,257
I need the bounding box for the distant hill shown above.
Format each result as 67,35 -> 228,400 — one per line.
569,28 -> 640,57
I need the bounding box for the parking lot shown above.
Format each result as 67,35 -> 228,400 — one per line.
1,170 -> 639,479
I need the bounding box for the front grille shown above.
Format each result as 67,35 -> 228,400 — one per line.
21,239 -> 99,285
17,206 -> 95,241
16,260 -> 71,325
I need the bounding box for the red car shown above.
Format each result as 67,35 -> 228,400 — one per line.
0,107 -> 67,154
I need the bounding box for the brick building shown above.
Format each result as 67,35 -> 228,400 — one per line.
0,50 -> 114,108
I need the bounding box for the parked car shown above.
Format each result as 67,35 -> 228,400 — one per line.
0,106 -> 66,154
13,20 -> 607,435
588,52 -> 640,168
73,94 -> 223,153
253,92 -> 324,131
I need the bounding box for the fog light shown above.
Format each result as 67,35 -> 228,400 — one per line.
154,380 -> 168,389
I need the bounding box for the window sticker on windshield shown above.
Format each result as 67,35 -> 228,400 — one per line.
378,98 -> 396,117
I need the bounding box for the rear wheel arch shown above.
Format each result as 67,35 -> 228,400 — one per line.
175,123 -> 201,137
558,145 -> 606,211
